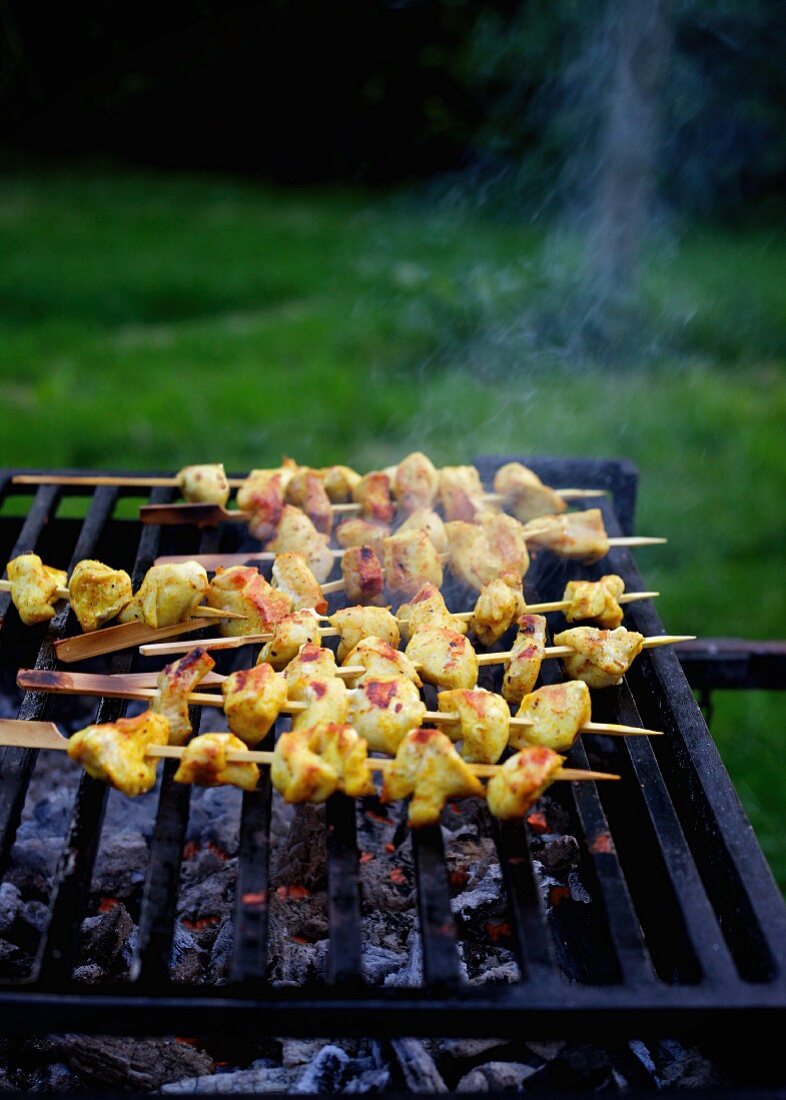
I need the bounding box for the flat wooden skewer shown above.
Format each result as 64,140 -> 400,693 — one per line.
0,719 -> 619,782
16,669 -> 663,739
52,607 -> 246,664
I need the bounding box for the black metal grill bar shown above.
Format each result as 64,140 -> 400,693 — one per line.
230,773 -> 273,982
325,793 -> 363,984
411,825 -> 462,986
494,818 -> 560,986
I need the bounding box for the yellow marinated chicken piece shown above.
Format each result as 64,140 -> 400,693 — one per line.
335,517 -> 390,559
502,614 -> 547,705
563,575 -> 626,629
510,680 -> 592,753
207,566 -> 293,638
176,464 -> 230,507
352,471 -> 395,524
340,544 -> 385,606
150,647 -> 216,745
469,571 -> 526,647
257,610 -> 322,671
222,662 -> 289,745
283,643 -> 339,694
236,461 -> 296,542
290,677 -> 349,732
7,553 -> 68,625
522,508 -> 610,563
397,507 -> 447,554
486,746 -> 564,821
272,721 -> 374,803
553,626 -> 644,688
347,675 -> 426,755
342,636 -> 422,689
329,605 -> 400,664
394,452 -> 440,514
68,559 -> 133,632
67,711 -> 169,797
405,626 -> 478,691
438,465 -> 492,522
397,583 -> 466,642
383,529 -> 443,599
445,516 -> 529,593
267,505 -> 334,584
479,513 -> 530,577
174,732 -> 259,791
319,464 -> 362,502
437,687 -> 511,764
381,728 -> 484,828
286,467 -> 333,536
118,561 -> 209,630
271,551 -> 327,614
493,462 -> 566,524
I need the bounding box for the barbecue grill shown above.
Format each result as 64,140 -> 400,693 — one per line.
1,455 -> 785,1058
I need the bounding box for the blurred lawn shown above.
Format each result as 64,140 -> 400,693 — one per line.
1,168 -> 785,884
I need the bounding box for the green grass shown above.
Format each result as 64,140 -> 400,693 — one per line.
1,167 -> 785,884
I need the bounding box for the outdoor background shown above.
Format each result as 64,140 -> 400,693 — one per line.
1,3 -> 785,882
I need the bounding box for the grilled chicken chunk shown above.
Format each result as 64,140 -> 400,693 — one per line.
437,687 -> 511,764
335,518 -> 390,559
207,566 -> 293,637
257,610 -> 322,671
486,746 -> 564,821
272,721 -> 374,803
329,605 -> 400,664
286,468 -> 333,536
397,582 -> 466,642
383,529 -> 443,598
553,626 -> 644,688
342,636 -> 422,688
119,561 -> 209,630
439,465 -> 492,522
267,505 -> 334,583
347,675 -> 426,755
510,680 -> 592,753
502,614 -> 547,705
445,514 -> 529,592
563,575 -> 626,629
522,508 -> 610,563
352,471 -> 395,524
405,627 -> 478,691
397,507 -> 448,554
176,464 -> 230,507
272,551 -> 327,614
394,452 -> 440,513
290,676 -> 349,732
7,553 -> 68,626
381,728 -> 484,828
340,545 -> 385,605
237,464 -> 294,542
469,572 -> 526,646
222,663 -> 289,745
68,559 -> 133,632
174,733 -> 259,791
150,647 -> 216,745
493,462 -> 566,524
67,711 -> 169,797
284,643 -> 339,694
319,464 -> 361,502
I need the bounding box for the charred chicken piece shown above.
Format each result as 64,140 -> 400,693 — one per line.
335,517 -> 390,559
272,551 -> 327,614
284,643 -> 339,695
286,468 -> 333,536
502,614 -> 547,706
397,507 -> 448,554
342,636 -> 422,689
493,462 -> 566,524
257,610 -> 322,671
394,452 -> 440,514
176,464 -> 230,507
150,647 -> 216,745
347,675 -> 426,755
437,687 -> 511,764
222,662 -> 289,745
207,566 -> 293,638
563,574 -> 626,629
272,721 -> 374,803
469,571 -> 526,647
381,728 -> 484,828
486,746 -> 564,821
7,553 -> 68,626
174,732 -> 259,791
67,711 -> 169,797
383,529 -> 443,599
319,464 -> 362,502
405,626 -> 478,691
352,471 -> 395,524
553,626 -> 644,688
329,605 -> 400,664
118,561 -> 209,629
340,545 -> 385,606
237,463 -> 295,542
289,676 -> 349,732
522,508 -> 610,563
439,465 -> 494,522
267,505 -> 334,583
510,680 -> 592,753
397,582 -> 466,642
68,559 -> 133,632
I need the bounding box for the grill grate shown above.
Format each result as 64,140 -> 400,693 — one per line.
0,457 -> 784,1041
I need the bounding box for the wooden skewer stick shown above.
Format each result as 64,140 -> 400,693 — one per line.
0,579 -> 71,600
54,608 -> 246,664
476,634 -> 696,666
0,719 -> 619,783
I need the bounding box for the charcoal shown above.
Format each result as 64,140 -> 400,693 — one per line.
208,918 -> 234,982
77,902 -> 134,972
651,1038 -> 726,1090
162,1061 -> 298,1094
361,943 -> 407,984
541,835 -> 580,873
383,929 -> 423,988
281,1038 -> 332,1068
178,860 -> 235,924
6,837 -> 62,897
170,923 -> 208,984
456,1060 -> 539,1092
440,1038 -> 510,1061
90,832 -> 149,900
342,1067 -> 391,1093
452,864 -> 504,922
0,937 -> 28,977
271,803 -> 327,890
294,1043 -> 351,1093
0,882 -> 21,935
188,787 -> 242,856
14,898 -> 49,954
54,1034 -> 214,1090
390,1038 -> 447,1094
